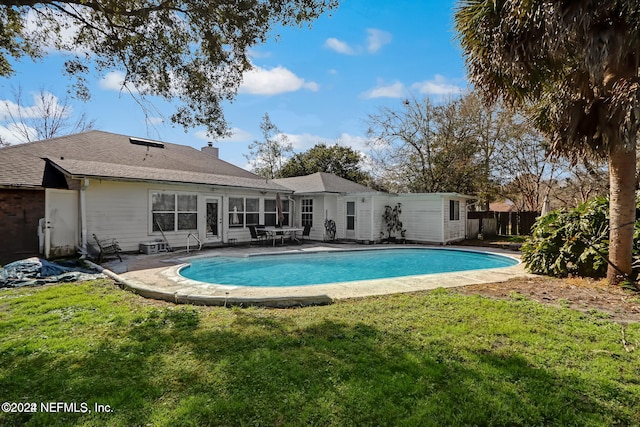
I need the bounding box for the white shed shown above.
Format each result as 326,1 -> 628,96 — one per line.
335,193 -> 472,245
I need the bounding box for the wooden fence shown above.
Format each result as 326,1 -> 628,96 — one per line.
467,211 -> 539,237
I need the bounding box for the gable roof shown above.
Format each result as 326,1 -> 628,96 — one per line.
0,130 -> 287,191
272,172 -> 378,194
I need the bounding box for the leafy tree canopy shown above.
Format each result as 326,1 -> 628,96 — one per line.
279,143 -> 371,184
456,0 -> 640,160
455,0 -> 640,284
1,0 -> 337,136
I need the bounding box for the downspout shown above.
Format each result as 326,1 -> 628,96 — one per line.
222,195 -> 227,244
80,178 -> 89,257
370,195 -> 375,243
441,196 -> 446,244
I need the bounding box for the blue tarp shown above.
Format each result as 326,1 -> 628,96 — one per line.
0,257 -> 105,288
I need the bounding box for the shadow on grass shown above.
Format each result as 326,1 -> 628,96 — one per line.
1,303 -> 637,426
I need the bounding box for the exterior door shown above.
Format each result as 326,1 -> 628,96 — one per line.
345,200 -> 356,239
44,189 -> 78,258
205,197 -> 222,243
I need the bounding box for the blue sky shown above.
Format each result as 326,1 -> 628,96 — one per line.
0,0 -> 467,168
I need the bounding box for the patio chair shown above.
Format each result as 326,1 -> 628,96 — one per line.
249,225 -> 268,246
302,224 -> 312,241
92,233 -> 122,263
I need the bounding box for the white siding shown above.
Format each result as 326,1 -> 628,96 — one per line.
84,179 -> 291,252
309,196 -> 324,241
85,180 -> 151,251
368,194 -> 469,244
322,196 -> 338,240
355,196 -> 373,242
80,178 -> 469,251
335,196 -> 346,239
331,194 -> 452,244
398,197 -> 444,243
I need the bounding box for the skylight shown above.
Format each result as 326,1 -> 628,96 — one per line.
129,137 -> 165,149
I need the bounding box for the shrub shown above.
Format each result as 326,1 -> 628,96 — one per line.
381,203 -> 406,242
521,196 -> 632,278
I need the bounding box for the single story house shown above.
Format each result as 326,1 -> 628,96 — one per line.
0,131 -> 471,264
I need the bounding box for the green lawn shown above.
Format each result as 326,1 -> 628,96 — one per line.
1,280 -> 639,426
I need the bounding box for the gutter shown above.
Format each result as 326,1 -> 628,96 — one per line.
0,184 -> 44,190
48,162 -> 290,193
61,173 -> 290,193
80,178 -> 89,255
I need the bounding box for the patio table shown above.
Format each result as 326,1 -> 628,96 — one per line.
262,226 -> 305,246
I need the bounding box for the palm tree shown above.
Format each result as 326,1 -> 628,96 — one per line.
455,0 -> 640,285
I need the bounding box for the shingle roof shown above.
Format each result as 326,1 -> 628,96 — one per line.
272,172 -> 377,194
0,130 -> 286,190
50,158 -> 284,191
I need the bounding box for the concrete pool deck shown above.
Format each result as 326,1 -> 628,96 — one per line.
98,243 -> 532,307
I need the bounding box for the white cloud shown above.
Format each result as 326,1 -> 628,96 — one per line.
335,133 -> 369,152
146,116 -> 165,126
282,132 -> 332,151
0,124 -> 35,144
366,29 -> 392,53
195,127 -> 253,143
0,92 -> 70,121
361,81 -> 405,99
325,29 -> 391,56
324,37 -> 356,55
411,75 -> 464,96
239,65 -> 319,95
359,75 -> 464,101
99,71 -> 142,94
247,48 -> 272,59
279,132 -> 370,155
303,81 -> 320,92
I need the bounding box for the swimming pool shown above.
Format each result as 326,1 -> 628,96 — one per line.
178,248 -> 519,287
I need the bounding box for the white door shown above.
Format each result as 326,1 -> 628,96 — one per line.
44,189 -> 78,258
345,200 -> 356,240
205,197 -> 222,243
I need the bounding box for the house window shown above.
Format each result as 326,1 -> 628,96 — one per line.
449,200 -> 460,221
229,197 -> 260,227
265,198 -> 290,226
301,199 -> 313,227
229,197 -> 245,227
246,198 -> 259,226
151,192 -> 197,232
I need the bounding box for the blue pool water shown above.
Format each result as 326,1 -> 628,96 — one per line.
179,248 -> 518,287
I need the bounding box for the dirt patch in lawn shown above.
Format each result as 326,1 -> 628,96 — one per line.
455,276 -> 640,324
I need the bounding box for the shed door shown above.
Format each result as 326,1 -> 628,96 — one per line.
44,189 -> 78,258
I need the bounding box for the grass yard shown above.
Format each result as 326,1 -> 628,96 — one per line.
1,279 -> 639,426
